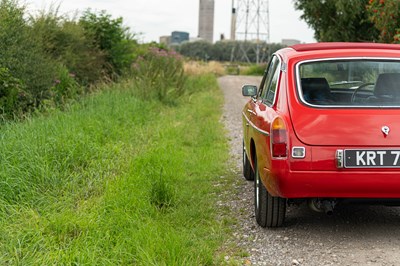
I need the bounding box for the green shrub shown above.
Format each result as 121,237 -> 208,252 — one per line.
79,10 -> 137,77
177,40 -> 213,61
131,47 -> 187,104
30,10 -> 107,86
0,67 -> 32,119
0,1 -> 143,119
51,66 -> 83,106
0,0 -> 58,107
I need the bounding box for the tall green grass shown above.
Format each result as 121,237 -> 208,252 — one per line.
0,74 -> 230,265
131,47 -> 187,104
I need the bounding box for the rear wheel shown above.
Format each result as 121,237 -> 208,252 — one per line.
243,141 -> 254,181
254,158 -> 286,227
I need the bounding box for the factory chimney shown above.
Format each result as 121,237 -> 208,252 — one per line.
231,0 -> 236,40
198,0 -> 215,43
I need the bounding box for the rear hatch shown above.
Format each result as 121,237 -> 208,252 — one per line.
290,58 -> 400,147
289,108 -> 400,170
290,108 -> 400,147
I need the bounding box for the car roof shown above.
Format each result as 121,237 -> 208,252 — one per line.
275,42 -> 400,63
290,42 -> 400,52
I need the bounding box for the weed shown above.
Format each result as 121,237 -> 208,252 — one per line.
131,47 -> 187,104
150,168 -> 175,210
50,66 -> 83,107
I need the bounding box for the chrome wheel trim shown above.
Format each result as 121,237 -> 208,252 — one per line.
255,169 -> 260,210
243,145 -> 246,166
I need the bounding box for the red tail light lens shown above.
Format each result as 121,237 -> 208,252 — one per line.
271,117 -> 287,157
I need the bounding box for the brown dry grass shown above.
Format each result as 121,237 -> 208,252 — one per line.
184,61 -> 226,76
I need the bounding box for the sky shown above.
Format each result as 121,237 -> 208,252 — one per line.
26,0 -> 316,44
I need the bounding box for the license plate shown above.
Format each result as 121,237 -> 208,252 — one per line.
345,149 -> 400,168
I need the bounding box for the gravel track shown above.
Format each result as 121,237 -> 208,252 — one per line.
218,75 -> 400,266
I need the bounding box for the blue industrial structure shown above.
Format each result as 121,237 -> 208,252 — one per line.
171,31 -> 190,44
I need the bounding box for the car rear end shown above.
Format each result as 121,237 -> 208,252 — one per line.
276,44 -> 400,200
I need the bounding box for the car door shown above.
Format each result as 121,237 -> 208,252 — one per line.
250,55 -> 282,179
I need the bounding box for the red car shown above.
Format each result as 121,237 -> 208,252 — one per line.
242,42 -> 400,227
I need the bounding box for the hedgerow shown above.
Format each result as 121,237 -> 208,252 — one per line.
0,0 -> 139,119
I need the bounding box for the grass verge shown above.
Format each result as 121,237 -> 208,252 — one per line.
0,74 -> 231,265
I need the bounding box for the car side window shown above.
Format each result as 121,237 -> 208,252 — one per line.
265,65 -> 280,104
259,56 -> 277,98
261,56 -> 281,106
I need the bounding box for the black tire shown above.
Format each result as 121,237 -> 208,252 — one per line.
243,141 -> 254,181
254,158 -> 286,228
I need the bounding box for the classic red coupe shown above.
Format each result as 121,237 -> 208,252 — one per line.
242,42 -> 400,227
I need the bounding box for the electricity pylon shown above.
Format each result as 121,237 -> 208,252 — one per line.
231,0 -> 270,63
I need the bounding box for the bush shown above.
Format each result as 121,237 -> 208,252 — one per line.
131,47 -> 187,104
50,66 -> 83,106
178,40 -> 214,61
0,67 -> 32,119
79,10 -> 137,77
0,1 -> 141,120
30,9 -> 107,85
0,0 -> 58,107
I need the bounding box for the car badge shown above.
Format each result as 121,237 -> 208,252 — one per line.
382,126 -> 390,136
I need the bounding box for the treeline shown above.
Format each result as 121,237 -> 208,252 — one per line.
176,40 -> 285,63
0,0 -> 140,119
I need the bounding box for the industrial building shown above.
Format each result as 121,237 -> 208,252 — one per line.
159,31 -> 189,47
171,31 -> 189,44
159,36 -> 171,46
198,0 -> 215,43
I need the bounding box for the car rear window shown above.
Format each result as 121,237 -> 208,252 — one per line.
297,59 -> 400,107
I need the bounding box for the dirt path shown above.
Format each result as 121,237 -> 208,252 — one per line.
218,75 -> 400,266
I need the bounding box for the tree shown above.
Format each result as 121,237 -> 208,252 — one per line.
294,0 -> 379,42
367,0 -> 400,43
177,40 -> 285,63
177,41 -> 214,61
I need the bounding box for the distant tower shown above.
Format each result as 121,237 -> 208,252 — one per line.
230,0 -> 237,40
198,0 -> 215,43
231,0 -> 270,63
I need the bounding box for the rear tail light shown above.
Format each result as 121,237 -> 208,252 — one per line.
271,117 -> 287,157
